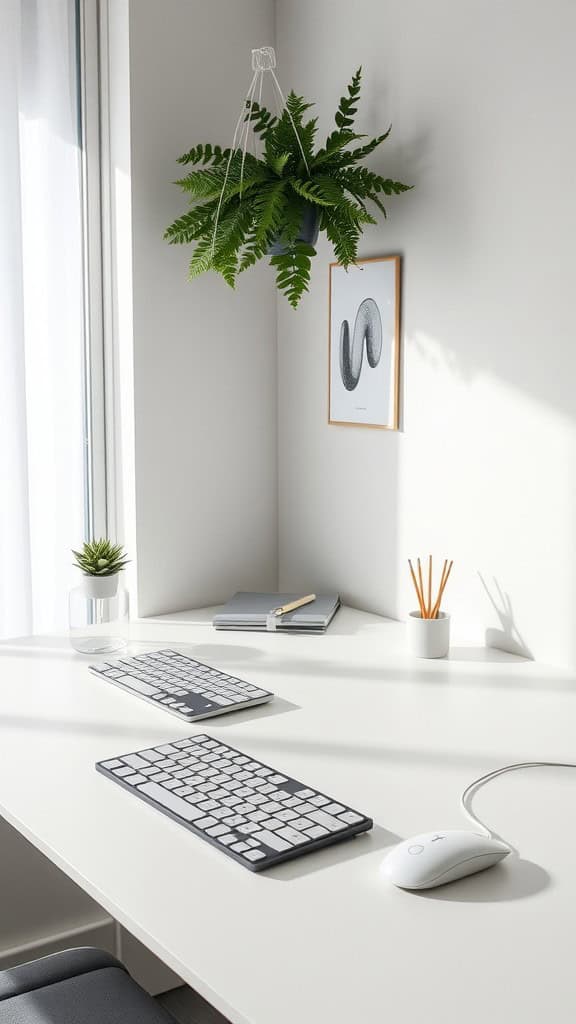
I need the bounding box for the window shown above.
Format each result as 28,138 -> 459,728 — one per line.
1,0 -> 107,638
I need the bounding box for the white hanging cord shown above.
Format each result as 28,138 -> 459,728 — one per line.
461,761 -> 576,840
211,69 -> 258,256
239,70 -> 260,200
253,67 -> 264,158
211,47 -> 311,255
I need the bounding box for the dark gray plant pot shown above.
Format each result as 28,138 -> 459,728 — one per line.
267,203 -> 320,255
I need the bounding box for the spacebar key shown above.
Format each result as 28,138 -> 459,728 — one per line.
138,782 -> 203,821
115,674 -> 160,697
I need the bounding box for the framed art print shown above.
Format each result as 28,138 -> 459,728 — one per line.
328,255 -> 400,429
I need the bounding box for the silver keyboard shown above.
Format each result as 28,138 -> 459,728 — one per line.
97,734 -> 373,870
89,649 -> 273,721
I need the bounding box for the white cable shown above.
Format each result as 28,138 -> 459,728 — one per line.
239,71 -> 260,200
211,69 -> 258,256
461,761 -> 576,839
253,68 -> 264,158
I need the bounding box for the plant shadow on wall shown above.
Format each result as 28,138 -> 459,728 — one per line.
164,63 -> 412,308
477,574 -> 533,660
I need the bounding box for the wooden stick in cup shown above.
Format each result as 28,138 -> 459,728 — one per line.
427,555 -> 433,619
408,560 -> 426,618
431,559 -> 453,619
432,558 -> 448,617
417,559 -> 426,618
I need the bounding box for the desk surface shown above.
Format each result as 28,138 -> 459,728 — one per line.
1,608 -> 576,1024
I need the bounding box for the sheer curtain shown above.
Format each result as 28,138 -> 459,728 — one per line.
1,0 -> 87,638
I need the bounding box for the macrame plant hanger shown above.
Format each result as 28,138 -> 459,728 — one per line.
211,46 -> 310,256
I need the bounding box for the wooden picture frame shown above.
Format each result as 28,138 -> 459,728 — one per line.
328,255 -> 401,429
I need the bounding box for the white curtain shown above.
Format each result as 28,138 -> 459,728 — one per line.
1,0 -> 86,638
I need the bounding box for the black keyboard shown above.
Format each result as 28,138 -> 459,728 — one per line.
97,734 -> 373,871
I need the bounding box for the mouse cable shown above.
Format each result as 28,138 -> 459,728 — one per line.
461,761 -> 576,840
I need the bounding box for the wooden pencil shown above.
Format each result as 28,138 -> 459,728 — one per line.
431,559 -> 453,619
417,559 -> 426,618
408,560 -> 426,617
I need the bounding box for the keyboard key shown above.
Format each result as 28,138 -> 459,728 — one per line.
308,810 -> 347,832
247,809 -> 267,823
115,674 -> 160,697
262,817 -> 284,830
325,803 -> 346,815
231,842 -> 249,853
206,824 -> 230,837
123,773 -> 148,786
124,754 -> 149,771
277,826 -> 308,846
243,849 -> 266,862
254,830 -> 291,852
310,795 -> 329,807
276,809 -> 298,822
339,811 -> 364,825
291,817 -> 314,831
195,816 -> 218,829
138,782 -> 203,822
295,789 -> 315,798
139,749 -> 164,763
306,825 -> 329,839
101,759 -> 122,769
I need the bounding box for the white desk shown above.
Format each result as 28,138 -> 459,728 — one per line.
1,607 -> 576,1024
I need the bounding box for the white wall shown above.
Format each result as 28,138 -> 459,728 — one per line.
127,0 -> 277,616
276,0 -> 576,668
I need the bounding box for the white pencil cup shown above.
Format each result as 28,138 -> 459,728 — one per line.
407,611 -> 450,659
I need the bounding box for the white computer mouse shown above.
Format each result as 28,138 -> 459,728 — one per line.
382,830 -> 510,889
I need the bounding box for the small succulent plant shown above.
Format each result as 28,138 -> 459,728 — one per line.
72,539 -> 129,577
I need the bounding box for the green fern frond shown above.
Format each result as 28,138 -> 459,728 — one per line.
336,128 -> 392,167
244,100 -> 277,140
176,144 -> 232,166
175,153 -> 264,201
268,152 -> 291,176
311,130 -> 363,169
212,202 -> 254,287
334,66 -> 362,129
270,241 -> 315,309
291,179 -> 338,207
323,205 -> 362,267
164,200 -> 219,244
188,235 -> 216,279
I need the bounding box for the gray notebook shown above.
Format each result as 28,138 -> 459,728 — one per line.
213,592 -> 341,633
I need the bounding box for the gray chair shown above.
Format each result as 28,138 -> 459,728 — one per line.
0,947 -> 176,1024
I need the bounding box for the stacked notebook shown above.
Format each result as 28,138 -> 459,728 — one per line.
213,593 -> 341,634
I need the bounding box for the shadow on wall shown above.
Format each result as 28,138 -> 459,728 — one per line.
478,573 -> 533,660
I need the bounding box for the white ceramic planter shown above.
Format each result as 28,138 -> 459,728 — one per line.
81,574 -> 119,600
407,610 -> 450,659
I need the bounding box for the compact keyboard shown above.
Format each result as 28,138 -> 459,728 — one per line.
89,649 -> 273,721
97,734 -> 373,870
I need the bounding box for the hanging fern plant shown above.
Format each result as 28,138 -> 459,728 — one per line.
165,68 -> 411,308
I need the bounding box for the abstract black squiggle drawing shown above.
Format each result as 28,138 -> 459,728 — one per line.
339,297 -> 382,391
